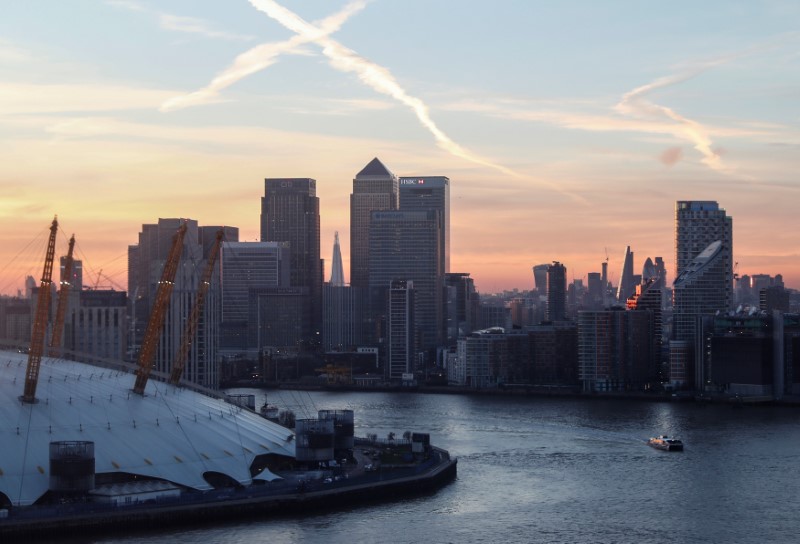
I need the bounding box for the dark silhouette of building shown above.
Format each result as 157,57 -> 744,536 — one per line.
261,178 -> 322,346
547,262 -> 567,321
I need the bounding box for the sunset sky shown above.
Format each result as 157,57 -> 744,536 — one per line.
1,0 -> 798,295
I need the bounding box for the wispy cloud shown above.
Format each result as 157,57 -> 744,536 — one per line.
106,0 -> 254,42
159,14 -> 255,42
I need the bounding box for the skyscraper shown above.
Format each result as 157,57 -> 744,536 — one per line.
219,241 -> 289,353
323,233 -> 365,352
546,262 -> 567,321
261,178 -> 322,342
532,264 -> 549,297
617,246 -> 635,302
388,279 -> 415,380
368,210 -> 442,355
675,201 -> 733,309
350,158 -> 398,288
672,240 -> 729,387
398,176 -> 450,274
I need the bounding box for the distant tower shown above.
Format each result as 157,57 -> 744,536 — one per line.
399,176 -> 450,273
323,233 -> 364,352
617,246 -> 635,302
533,264 -> 549,296
330,232 -> 345,287
350,158 -> 398,288
546,262 -> 567,321
675,201 -> 733,309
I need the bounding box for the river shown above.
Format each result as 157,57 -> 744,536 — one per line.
88,390 -> 800,544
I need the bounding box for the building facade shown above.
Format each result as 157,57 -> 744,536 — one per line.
220,241 -> 289,354
368,210 -> 442,356
547,262 -> 567,322
261,178 -> 322,345
350,158 -> 398,288
398,176 -> 450,274
675,200 -> 733,310
672,240 -> 729,388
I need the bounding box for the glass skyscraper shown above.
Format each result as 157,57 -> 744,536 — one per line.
350,158 -> 398,288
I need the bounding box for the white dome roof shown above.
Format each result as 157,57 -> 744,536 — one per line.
0,351 -> 295,506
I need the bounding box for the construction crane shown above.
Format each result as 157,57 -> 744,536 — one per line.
23,217 -> 59,403
169,229 -> 223,385
133,222 -> 187,395
49,233 -> 75,358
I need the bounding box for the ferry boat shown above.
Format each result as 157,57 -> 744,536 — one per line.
648,435 -> 684,451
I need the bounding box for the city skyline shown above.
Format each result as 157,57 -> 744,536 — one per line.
1,1 -> 798,295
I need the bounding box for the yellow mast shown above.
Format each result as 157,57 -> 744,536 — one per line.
133,222 -> 187,395
22,217 -> 59,403
169,229 -> 223,385
49,233 -> 75,358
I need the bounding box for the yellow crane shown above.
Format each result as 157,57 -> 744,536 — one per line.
49,233 -> 75,358
169,229 -> 224,385
23,217 -> 59,403
133,222 -> 187,395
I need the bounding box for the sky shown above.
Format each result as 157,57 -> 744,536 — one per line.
1,0 -> 798,295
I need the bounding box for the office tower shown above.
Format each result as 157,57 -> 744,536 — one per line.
443,273 -> 478,346
261,178 -> 322,343
220,241 -> 289,353
546,262 -> 567,321
399,176 -> 449,273
128,218 -> 228,388
617,246 -> 635,303
368,210 -> 442,355
653,257 -> 666,290
675,200 -> 733,309
350,158 -> 398,288
323,233 -> 365,351
672,240 -> 728,387
527,322 -> 579,386
387,279 -> 415,380
533,264 -> 549,296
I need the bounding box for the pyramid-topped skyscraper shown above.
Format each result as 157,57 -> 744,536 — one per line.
350,157 -> 398,287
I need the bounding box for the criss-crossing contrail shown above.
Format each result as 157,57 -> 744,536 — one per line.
163,0 -> 519,178
160,1 -> 368,112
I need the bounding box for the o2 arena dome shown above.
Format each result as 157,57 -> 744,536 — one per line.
0,351 -> 295,507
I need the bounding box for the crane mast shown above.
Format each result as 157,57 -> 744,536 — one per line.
22,217 -> 59,403
49,233 -> 75,357
133,222 -> 187,395
169,229 -> 223,385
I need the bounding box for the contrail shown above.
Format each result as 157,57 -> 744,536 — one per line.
615,70 -> 724,171
248,0 -> 520,178
160,1 -> 368,112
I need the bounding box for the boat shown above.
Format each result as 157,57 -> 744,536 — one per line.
648,435 -> 684,451
259,398 -> 281,422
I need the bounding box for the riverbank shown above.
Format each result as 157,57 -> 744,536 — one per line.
1,446 -> 456,541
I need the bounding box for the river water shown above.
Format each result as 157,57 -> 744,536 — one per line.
90,390 -> 800,544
